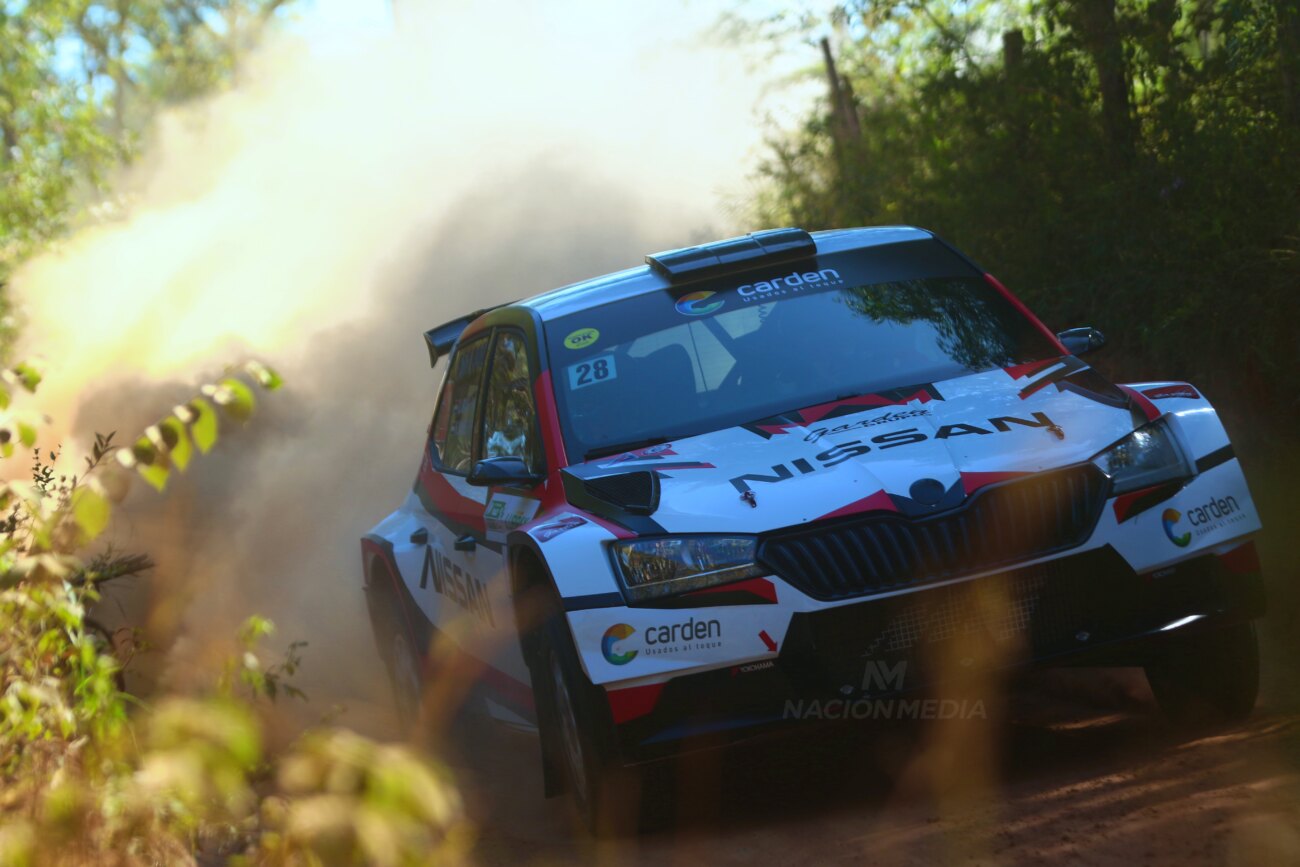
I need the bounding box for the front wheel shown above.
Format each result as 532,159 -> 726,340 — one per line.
1145,621 -> 1260,728
388,625 -> 424,730
368,581 -> 424,736
533,611 -> 658,835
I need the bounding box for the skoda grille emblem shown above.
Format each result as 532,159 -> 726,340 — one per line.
909,478 -> 945,506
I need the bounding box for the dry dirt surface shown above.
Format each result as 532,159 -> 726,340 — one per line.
458,674 -> 1300,866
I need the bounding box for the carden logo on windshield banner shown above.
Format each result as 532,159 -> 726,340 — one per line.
735,268 -> 844,301
601,624 -> 638,665
675,291 -> 724,316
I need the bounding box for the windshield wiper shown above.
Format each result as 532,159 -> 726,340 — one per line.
584,436 -> 674,462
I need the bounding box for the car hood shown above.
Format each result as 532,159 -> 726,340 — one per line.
565,358 -> 1145,535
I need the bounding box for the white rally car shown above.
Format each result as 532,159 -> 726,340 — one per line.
360,227 -> 1264,831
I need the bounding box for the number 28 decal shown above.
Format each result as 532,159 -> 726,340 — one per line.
567,354 -> 618,391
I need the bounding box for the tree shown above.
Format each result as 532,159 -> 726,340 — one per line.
745,0 -> 1300,432
1061,0 -> 1136,161
0,1 -> 296,283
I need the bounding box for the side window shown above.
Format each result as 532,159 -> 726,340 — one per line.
427,355 -> 451,450
434,335 -> 490,474
480,331 -> 544,474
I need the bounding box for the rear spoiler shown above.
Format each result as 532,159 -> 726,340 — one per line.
422,304 -> 508,366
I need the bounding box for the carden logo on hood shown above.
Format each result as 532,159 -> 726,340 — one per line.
1162,508 -> 1191,547
675,290 -> 724,316
601,624 -> 638,665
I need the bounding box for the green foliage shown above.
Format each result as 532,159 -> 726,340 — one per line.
750,0 -> 1300,435
258,729 -> 470,866
70,485 -> 110,544
0,4 -> 120,279
0,365 -> 468,864
0,1 -> 299,283
188,397 -> 220,454
223,616 -> 309,704
116,361 -> 283,491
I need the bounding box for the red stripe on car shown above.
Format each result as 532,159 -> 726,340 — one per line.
607,682 -> 666,724
1003,358 -> 1061,380
1117,384 -> 1161,422
798,388 -> 935,425
683,577 -> 778,604
960,471 -> 1027,495
1143,384 -> 1200,401
1112,487 -> 1152,523
534,369 -> 569,470
417,456 -> 487,532
984,274 -> 1069,355
480,665 -> 536,714
1217,540 -> 1261,574
816,489 -> 897,520
1110,481 -> 1182,523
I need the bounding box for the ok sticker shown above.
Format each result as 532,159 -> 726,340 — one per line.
567,354 -> 617,390
564,327 -> 600,350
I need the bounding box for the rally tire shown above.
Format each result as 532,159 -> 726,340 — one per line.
369,580 -> 424,737
389,625 -> 424,731
1145,621 -> 1259,728
533,606 -> 653,835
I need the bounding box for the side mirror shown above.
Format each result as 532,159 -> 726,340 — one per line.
1057,326 -> 1107,356
467,455 -> 544,488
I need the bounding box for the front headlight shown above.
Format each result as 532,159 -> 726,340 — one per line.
1091,419 -> 1192,495
612,535 -> 764,602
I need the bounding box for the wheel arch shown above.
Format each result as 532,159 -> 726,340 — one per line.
507,536 -> 562,669
360,534 -> 428,661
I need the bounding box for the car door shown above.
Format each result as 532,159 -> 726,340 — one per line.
401,328 -> 542,719
466,329 -> 547,700
399,333 -> 495,643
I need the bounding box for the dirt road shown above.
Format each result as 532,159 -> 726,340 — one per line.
101,455 -> 1300,866
458,675 -> 1300,866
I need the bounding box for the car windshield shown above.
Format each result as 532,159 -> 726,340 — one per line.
545,240 -> 1060,461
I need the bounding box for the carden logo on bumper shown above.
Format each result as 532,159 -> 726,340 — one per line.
601,624 -> 638,665
1162,508 -> 1192,547
601,618 -> 724,665
1163,495 -> 1247,547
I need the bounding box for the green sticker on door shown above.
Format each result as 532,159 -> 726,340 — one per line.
563,327 -> 600,350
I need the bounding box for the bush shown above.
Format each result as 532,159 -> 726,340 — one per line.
0,364 -> 469,866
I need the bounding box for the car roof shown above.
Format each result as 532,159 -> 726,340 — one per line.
517,225 -> 934,321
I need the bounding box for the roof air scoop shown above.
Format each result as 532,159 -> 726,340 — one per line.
646,228 -> 816,283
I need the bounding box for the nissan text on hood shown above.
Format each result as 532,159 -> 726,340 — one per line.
359,226 -> 1264,833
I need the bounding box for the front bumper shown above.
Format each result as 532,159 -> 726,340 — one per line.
608,544 -> 1264,762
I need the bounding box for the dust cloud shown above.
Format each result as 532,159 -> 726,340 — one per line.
6,2 -> 788,732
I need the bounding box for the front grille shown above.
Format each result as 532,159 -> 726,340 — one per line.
758,464 -> 1108,601
867,573 -> 1045,655
782,546 -> 1138,694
